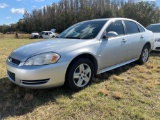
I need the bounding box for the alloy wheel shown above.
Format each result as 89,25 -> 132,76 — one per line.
73,63 -> 92,87
142,48 -> 149,62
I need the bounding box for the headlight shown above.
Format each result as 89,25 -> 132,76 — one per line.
24,53 -> 60,66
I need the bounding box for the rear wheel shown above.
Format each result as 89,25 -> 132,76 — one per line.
138,45 -> 150,65
66,58 -> 94,91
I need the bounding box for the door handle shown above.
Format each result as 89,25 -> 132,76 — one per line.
140,36 -> 144,39
122,39 -> 127,43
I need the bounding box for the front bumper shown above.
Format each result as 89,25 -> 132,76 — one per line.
6,60 -> 70,89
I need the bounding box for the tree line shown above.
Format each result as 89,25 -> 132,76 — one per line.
0,0 -> 160,34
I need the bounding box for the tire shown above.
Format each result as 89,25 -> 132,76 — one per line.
65,58 -> 94,91
137,45 -> 150,65
34,35 -> 39,38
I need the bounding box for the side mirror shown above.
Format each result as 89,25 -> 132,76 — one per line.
103,31 -> 118,39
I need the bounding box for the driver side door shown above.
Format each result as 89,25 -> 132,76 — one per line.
99,20 -> 128,70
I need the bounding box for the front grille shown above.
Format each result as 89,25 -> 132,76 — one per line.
21,79 -> 49,85
7,71 -> 15,81
155,47 -> 160,50
8,57 -> 21,65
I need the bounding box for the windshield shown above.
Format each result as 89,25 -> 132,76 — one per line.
39,32 -> 45,35
146,25 -> 160,33
58,20 -> 107,39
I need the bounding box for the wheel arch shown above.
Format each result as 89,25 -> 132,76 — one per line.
66,53 -> 98,77
145,42 -> 151,50
138,42 -> 151,58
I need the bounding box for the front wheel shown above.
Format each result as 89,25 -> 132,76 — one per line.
65,58 -> 94,91
137,45 -> 150,65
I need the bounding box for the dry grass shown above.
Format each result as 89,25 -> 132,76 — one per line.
112,75 -> 124,81
0,39 -> 160,120
112,92 -> 123,99
98,88 -> 109,96
0,33 -> 30,39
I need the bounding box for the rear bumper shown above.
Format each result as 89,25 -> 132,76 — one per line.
6,60 -> 70,89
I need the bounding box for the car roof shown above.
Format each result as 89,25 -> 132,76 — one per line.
31,33 -> 39,34
148,23 -> 160,26
84,18 -> 136,22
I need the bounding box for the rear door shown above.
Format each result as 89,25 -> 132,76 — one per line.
123,20 -> 145,60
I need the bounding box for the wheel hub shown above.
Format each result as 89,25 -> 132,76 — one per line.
142,48 -> 149,62
73,63 -> 91,87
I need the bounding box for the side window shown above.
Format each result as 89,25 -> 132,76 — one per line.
137,24 -> 145,32
124,21 -> 139,34
49,32 -> 52,34
45,32 -> 49,35
106,20 -> 125,35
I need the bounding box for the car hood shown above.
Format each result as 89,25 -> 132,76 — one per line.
10,38 -> 86,61
31,33 -> 39,35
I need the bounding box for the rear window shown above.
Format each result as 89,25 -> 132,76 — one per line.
146,25 -> 160,33
40,32 -> 45,35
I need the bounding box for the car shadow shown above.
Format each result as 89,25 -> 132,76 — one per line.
0,77 -> 74,119
150,51 -> 160,57
94,62 -> 137,82
0,64 -> 137,119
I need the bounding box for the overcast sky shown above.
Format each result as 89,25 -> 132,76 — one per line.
0,0 -> 159,25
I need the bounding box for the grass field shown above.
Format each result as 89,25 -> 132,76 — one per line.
0,38 -> 160,120
0,34 -> 30,39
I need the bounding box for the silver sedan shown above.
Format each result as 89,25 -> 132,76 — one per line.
146,23 -> 160,51
6,18 -> 154,91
